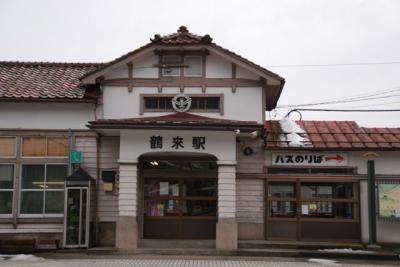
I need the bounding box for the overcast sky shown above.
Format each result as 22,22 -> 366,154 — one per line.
1,0 -> 400,127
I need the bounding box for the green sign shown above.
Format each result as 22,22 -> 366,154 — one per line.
70,150 -> 82,164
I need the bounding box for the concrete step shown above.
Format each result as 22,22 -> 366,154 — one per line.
139,239 -> 215,249
239,240 -> 364,250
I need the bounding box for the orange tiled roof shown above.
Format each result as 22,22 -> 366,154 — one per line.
265,120 -> 400,150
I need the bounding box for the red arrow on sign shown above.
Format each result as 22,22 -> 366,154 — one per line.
325,154 -> 344,162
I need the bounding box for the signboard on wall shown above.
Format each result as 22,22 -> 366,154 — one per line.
379,183 -> 400,219
271,153 -> 348,166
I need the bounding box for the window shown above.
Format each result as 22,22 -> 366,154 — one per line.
20,164 -> 67,216
300,182 -> 355,219
162,55 -> 181,77
267,181 -> 358,220
0,137 -> 16,158
268,182 -> 296,218
184,56 -> 202,77
0,164 -> 14,215
161,55 -> 203,77
144,178 -> 217,217
22,137 -> 68,157
142,95 -> 222,113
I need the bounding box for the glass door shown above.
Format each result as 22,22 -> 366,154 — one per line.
64,187 -> 88,248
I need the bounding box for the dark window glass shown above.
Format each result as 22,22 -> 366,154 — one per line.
184,179 -> 217,197
22,165 -> 45,189
0,165 -> 14,189
0,192 -> 13,214
182,200 -> 216,216
145,98 -> 159,109
181,161 -> 217,171
268,182 -> 296,198
46,165 -> 67,189
45,191 -> 64,214
333,183 -> 354,198
270,201 -> 297,218
144,97 -> 220,111
205,98 -> 219,109
20,191 -> 44,214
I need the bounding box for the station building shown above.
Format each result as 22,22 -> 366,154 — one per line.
0,26 -> 399,250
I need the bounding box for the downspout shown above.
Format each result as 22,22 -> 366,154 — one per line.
92,82 -> 101,246
93,134 -> 101,247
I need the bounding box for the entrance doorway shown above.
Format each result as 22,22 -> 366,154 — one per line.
265,179 -> 360,242
140,154 -> 218,239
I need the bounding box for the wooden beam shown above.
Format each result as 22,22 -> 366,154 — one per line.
231,63 -> 237,93
102,77 -> 263,88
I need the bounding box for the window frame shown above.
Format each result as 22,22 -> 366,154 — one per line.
0,136 -> 17,159
19,163 -> 67,218
161,55 -> 182,77
140,94 -> 224,115
0,163 -> 16,218
21,137 -> 69,159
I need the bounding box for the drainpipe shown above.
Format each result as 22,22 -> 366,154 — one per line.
93,134 -> 101,247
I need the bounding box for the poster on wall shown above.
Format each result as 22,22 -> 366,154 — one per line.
378,183 -> 400,219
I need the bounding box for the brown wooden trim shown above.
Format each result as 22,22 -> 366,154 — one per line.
201,54 -> 206,92
16,218 -> 64,224
145,196 -> 217,201
103,77 -> 262,87
231,63 -> 237,93
144,216 -> 216,220
267,175 -> 362,181
299,218 -> 359,223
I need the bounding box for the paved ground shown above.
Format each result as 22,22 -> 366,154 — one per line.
0,256 -> 399,267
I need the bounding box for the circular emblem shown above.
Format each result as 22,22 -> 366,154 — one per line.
172,94 -> 192,112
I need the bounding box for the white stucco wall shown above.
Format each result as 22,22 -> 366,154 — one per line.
102,86 -> 263,123
205,53 -> 232,78
349,151 -> 400,175
0,102 -> 94,130
119,129 -> 236,163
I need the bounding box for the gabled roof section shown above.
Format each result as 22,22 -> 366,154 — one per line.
80,26 -> 285,86
265,120 -> 400,150
88,112 -> 263,132
0,61 -> 102,101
